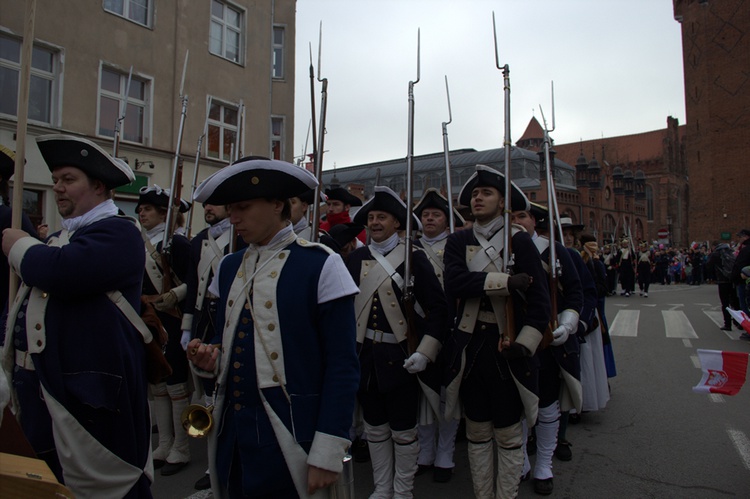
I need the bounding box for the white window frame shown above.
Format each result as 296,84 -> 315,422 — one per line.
272,25 -> 285,79
0,32 -> 61,126
206,99 -> 240,162
209,0 -> 244,64
97,64 -> 152,146
103,0 -> 154,28
270,115 -> 284,160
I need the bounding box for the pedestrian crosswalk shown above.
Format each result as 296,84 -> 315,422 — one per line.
608,307 -> 740,339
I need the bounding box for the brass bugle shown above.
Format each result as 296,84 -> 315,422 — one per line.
181,404 -> 214,438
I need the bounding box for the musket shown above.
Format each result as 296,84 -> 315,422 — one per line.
234,99 -> 245,161
185,97 -> 211,238
493,12 -> 517,344
403,30 -> 420,355
113,65 -> 133,158
162,50 -> 189,263
441,75 -> 456,233
493,13 -> 513,272
9,0 -> 36,305
540,82 -> 561,345
310,22 -> 327,243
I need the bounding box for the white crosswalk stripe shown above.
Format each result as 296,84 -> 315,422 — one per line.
703,310 -> 724,328
662,310 -> 698,338
609,310 -> 639,337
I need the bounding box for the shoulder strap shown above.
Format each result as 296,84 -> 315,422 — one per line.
106,290 -> 154,344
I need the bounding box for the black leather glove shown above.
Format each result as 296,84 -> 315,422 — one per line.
507,273 -> 532,292
501,342 -> 528,361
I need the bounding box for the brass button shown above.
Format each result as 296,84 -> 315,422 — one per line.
373,297 -> 378,302
244,303 -> 250,310
268,323 -> 276,331
270,271 -> 278,278
238,332 -> 246,339
391,303 -> 396,308
233,390 -> 241,397
237,271 -> 244,278
242,317 -> 249,324
270,352 -> 279,360
372,322 -> 378,328
228,300 -> 234,307
399,320 -> 404,325
387,291 -> 392,296
364,272 -> 368,277
364,262 -> 369,267
36,340 -> 43,347
373,305 -> 378,311
35,323 -> 42,330
265,301 -> 273,308
234,346 -> 242,354
233,375 -> 241,383
41,292 -> 48,299
372,314 -> 378,319
272,375 -> 279,383
481,325 -> 486,330
233,361 -> 241,369
234,403 -> 242,411
278,253 -> 286,259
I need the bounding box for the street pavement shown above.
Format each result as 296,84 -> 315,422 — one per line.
152,282 -> 750,498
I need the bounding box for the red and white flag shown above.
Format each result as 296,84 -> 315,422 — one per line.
726,307 -> 750,334
693,349 -> 749,396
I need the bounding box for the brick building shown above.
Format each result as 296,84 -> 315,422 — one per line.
673,0 -> 750,242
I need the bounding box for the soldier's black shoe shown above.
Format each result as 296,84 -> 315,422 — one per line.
153,459 -> 165,469
351,437 -> 370,463
554,440 -> 572,461
720,325 -> 732,331
433,466 -> 453,483
534,477 -> 553,495
194,474 -> 211,490
161,461 -> 188,476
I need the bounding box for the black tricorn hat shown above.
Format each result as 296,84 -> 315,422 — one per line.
353,186 -> 422,231
296,188 -> 326,205
0,144 -> 17,180
457,164 -> 529,212
327,222 -> 364,250
414,188 -> 465,228
325,186 -> 362,207
528,202 -> 549,226
136,185 -> 190,213
36,134 -> 135,189
193,158 -> 317,205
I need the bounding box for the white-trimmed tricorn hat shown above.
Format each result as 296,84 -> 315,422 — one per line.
193,158 -> 317,205
36,134 -> 134,189
457,164 -> 530,212
414,188 -> 464,228
353,185 -> 422,231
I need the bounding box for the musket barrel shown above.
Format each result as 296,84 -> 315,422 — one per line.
442,76 -> 455,233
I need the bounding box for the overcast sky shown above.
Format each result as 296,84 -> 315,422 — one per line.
293,0 -> 686,170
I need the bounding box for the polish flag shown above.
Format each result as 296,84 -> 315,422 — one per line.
726,308 -> 750,334
693,349 -> 749,396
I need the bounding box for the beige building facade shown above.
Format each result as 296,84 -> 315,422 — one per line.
1,0 -> 296,232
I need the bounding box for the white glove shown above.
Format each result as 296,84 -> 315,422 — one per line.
551,309 -> 579,347
180,330 -> 191,351
153,290 -> 179,312
403,352 -> 429,374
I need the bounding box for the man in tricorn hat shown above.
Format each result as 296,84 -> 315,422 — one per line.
1,134 -> 152,497
320,186 -> 366,242
616,237 -> 635,297
136,185 -> 192,476
345,185 -> 449,498
412,187 -> 464,483
443,164 -> 550,498
511,202 -> 583,495
186,158 -> 360,497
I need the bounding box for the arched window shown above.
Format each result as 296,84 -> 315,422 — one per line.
645,185 -> 654,221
